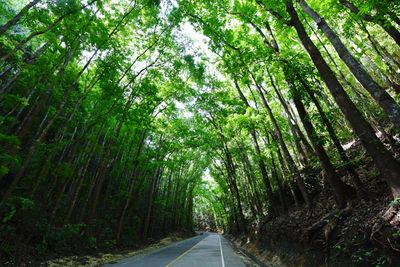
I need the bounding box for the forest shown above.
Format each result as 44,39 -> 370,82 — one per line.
1,0 -> 400,266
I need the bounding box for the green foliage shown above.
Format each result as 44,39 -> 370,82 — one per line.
2,197 -> 35,223
2,205 -> 16,223
350,247 -> 390,266
0,0 -> 399,263
389,198 -> 400,209
41,224 -> 91,253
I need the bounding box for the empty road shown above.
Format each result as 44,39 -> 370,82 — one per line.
103,233 -> 249,267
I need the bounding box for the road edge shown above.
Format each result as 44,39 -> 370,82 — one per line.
223,235 -> 268,267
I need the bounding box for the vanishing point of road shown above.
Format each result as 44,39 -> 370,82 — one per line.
103,232 -> 251,267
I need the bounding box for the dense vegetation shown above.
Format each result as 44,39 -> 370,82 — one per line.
1,0 -> 400,265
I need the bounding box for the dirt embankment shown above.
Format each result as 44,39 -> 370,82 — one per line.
4,231 -> 194,267
228,154 -> 400,266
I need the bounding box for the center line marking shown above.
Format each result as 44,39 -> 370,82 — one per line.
165,236 -> 203,267
218,234 -> 225,267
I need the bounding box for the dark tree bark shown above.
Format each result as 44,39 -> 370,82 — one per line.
0,0 -> 40,36
143,166 -> 163,240
292,89 -> 352,207
338,0 -> 400,46
239,148 -> 264,214
233,79 -> 279,210
276,141 -> 300,206
301,78 -> 368,198
286,0 -> 400,199
1,0 -> 98,61
250,129 -> 280,210
299,0 -> 400,129
116,131 -> 147,242
250,73 -> 311,207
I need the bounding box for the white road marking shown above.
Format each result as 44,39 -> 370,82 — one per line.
165,237 -> 202,267
218,234 -> 226,267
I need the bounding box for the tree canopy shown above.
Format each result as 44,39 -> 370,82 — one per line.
1,0 -> 400,263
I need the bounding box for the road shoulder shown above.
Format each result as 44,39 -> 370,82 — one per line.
223,235 -> 267,267
42,233 -> 194,267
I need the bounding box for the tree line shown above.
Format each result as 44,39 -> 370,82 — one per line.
184,0 -> 400,233
0,0 -> 208,259
0,0 -> 400,261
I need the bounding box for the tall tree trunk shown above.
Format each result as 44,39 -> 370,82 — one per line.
116,131 -> 146,243
292,89 -> 352,207
223,147 -> 246,232
299,0 -> 400,129
240,150 -> 264,214
250,73 -> 311,207
276,143 -> 300,206
1,0 -> 98,61
268,70 -> 314,155
286,0 -> 400,199
0,0 -> 40,36
250,21 -> 315,159
301,78 -> 368,198
210,118 -> 247,231
143,166 -> 162,240
250,129 -> 279,210
267,134 -> 287,211
233,79 -> 278,209
63,137 -> 100,224
338,0 -> 400,46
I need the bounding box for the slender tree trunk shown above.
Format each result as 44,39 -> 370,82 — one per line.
270,147 -> 287,211
267,81 -> 313,166
338,0 -> 400,46
185,184 -> 195,229
360,23 -> 400,94
143,166 -> 162,240
223,148 -> 246,232
233,79 -> 278,209
301,78 -> 368,198
276,143 -> 299,206
1,0 -> 98,61
292,89 -> 352,207
161,169 -> 173,235
301,12 -> 370,101
210,118 -> 247,231
63,137 -> 100,224
240,150 -> 264,214
116,131 -> 146,242
0,0 -> 40,36
251,73 -> 311,207
286,0 -> 400,198
268,70 -> 314,156
299,0 -> 400,129
251,129 -> 279,209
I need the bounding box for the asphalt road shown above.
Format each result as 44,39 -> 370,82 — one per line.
103,232 -> 247,267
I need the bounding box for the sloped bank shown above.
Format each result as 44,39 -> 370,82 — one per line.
229,205 -> 400,266
227,158 -> 400,266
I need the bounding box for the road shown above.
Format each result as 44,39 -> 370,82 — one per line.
103,233 -> 249,267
